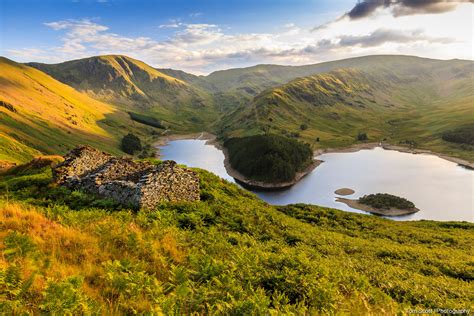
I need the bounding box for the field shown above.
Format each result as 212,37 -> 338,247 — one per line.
0,160 -> 472,314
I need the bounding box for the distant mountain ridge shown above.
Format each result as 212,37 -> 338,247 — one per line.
0,54 -> 471,163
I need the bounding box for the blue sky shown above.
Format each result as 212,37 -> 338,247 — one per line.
1,0 -> 472,74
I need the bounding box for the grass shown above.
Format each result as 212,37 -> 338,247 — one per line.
0,160 -> 472,314
216,58 -> 474,162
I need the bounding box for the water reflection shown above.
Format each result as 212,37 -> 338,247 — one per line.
159,140 -> 473,222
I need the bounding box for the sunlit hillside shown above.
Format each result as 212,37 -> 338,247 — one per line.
0,162 -> 472,314
29,55 -> 219,131
0,57 -> 121,163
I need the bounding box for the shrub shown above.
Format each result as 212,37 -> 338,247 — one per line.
357,132 -> 368,141
121,133 -> 142,155
224,134 -> 313,183
358,193 -> 415,210
128,112 -> 165,129
442,124 -> 474,145
39,277 -> 97,314
300,124 -> 308,131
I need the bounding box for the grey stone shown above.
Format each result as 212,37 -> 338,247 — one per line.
53,146 -> 200,209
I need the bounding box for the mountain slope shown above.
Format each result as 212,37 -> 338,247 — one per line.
29,55 -> 218,130
218,59 -> 474,161
0,57 -> 125,163
1,162 -> 473,314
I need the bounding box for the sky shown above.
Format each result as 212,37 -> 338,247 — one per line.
0,0 -> 472,74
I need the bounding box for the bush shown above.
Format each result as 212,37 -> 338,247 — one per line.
224,134 -> 313,183
300,124 -> 308,131
128,112 -> 165,129
357,132 -> 368,141
359,193 -> 415,210
121,133 -> 142,155
442,124 -> 474,145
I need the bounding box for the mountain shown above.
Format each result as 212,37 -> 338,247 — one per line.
28,55 -> 218,130
0,57 -> 127,163
217,57 -> 474,161
1,54 -> 472,163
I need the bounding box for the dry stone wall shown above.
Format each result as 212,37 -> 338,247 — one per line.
53,146 -> 200,209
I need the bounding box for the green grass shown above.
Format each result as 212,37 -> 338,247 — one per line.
0,160 -> 472,314
217,61 -> 474,162
2,54 -> 473,164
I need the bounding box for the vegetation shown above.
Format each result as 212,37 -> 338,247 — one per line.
217,57 -> 474,162
2,55 -> 473,163
0,57 -> 125,163
121,133 -> 142,155
0,160 -> 473,314
357,132 -> 368,141
359,193 -> 416,210
224,135 -> 313,182
128,112 -> 165,129
442,124 -> 474,146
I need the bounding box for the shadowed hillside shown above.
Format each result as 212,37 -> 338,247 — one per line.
217,58 -> 474,161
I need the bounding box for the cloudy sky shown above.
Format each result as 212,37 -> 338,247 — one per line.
1,0 -> 472,74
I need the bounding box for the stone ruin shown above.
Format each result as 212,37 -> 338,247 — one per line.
53,146 -> 200,209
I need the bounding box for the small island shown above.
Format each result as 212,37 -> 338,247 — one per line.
335,188 -> 355,196
337,193 -> 419,216
223,134 -> 320,190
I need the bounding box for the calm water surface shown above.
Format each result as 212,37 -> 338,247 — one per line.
159,139 -> 473,222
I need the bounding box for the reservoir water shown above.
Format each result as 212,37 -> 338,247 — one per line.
159,139 -> 473,222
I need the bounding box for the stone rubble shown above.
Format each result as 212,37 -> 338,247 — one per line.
53,145 -> 200,209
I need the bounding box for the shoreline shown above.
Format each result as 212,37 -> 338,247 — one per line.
336,197 -> 420,217
222,147 -> 322,190
154,133 -> 474,183
154,131 -> 217,159
153,132 -> 322,190
313,142 -> 474,170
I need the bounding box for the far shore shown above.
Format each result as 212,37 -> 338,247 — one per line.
153,133 -> 474,183
336,197 -> 420,217
313,142 -> 474,170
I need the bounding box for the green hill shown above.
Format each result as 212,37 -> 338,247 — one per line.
1,54 -> 472,163
0,57 -> 128,163
28,55 -> 218,131
217,58 -> 474,161
0,159 -> 472,314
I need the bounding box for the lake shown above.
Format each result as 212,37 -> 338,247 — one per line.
159,139 -> 473,222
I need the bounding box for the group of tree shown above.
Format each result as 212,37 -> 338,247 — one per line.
442,124 -> 474,145
121,133 -> 142,155
359,193 -> 415,210
224,134 -> 313,183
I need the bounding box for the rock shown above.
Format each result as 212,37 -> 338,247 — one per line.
53,146 -> 200,209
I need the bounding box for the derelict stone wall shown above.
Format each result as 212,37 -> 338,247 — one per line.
53,146 -> 200,209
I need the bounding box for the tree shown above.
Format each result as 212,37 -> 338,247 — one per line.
121,133 -> 142,155
316,137 -> 320,142
357,132 -> 368,141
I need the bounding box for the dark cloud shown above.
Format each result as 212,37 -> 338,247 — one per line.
347,0 -> 472,19
338,28 -> 453,47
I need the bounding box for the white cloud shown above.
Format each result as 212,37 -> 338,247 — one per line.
6,5 -> 472,74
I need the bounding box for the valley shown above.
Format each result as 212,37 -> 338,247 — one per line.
1,54 -> 471,165
1,6 -> 473,315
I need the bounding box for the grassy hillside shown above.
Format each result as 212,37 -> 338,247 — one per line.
0,159 -> 472,314
218,59 -> 474,161
0,57 -> 132,163
28,55 -> 218,131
